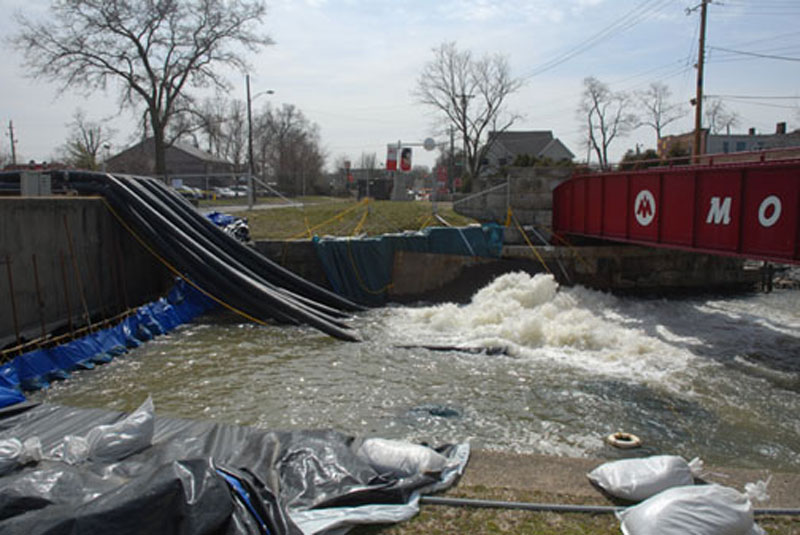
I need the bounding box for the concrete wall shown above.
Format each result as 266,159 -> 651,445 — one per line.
0,198 -> 173,349
253,238 -> 760,305
453,167 -> 572,233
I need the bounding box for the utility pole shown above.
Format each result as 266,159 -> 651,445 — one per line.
691,0 -> 710,161
8,121 -> 17,165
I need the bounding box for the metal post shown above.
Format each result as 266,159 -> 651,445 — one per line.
8,121 -> 17,165
246,74 -> 255,210
63,216 -> 92,330
31,254 -> 47,339
5,256 -> 21,347
59,251 -> 74,336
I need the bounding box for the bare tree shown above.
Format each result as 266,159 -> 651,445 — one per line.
13,0 -> 272,179
253,104 -> 325,195
704,98 -> 740,135
59,109 -> 115,170
359,152 -> 377,178
415,42 -> 522,188
637,82 -> 685,144
579,77 -> 637,170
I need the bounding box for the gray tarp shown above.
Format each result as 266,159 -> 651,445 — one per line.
0,402 -> 468,534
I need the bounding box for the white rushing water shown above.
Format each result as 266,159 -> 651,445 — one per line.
33,272 -> 800,470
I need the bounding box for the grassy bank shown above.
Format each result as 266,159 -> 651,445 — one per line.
238,197 -> 478,240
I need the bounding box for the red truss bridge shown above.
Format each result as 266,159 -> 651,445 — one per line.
552,156 -> 800,265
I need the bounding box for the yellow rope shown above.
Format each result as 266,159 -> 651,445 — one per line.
98,197 -> 269,326
418,214 -> 434,230
346,238 -> 394,295
352,205 -> 370,236
540,223 -> 594,272
511,211 -> 552,275
288,198 -> 368,240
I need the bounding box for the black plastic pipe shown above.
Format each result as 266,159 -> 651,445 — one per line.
420,496 -> 800,516
68,174 -> 359,341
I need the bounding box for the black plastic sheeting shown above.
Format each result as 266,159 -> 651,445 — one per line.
0,402 -> 467,534
41,171 -> 365,342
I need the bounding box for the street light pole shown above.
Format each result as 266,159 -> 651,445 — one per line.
246,75 -> 274,211
246,74 -> 255,210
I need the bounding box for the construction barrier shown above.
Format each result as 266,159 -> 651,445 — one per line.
0,279 -> 216,406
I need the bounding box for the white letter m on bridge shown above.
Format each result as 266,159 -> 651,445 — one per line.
706,196 -> 732,225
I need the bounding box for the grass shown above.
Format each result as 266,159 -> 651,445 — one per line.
240,197 -> 479,241
352,486 -> 800,535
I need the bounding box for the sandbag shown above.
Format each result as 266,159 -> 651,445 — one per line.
0,437 -> 41,475
355,438 -> 448,477
587,455 -> 702,502
86,396 -> 155,462
50,397 -> 155,464
617,484 -> 765,535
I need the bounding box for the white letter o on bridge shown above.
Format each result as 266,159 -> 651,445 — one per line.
758,195 -> 782,228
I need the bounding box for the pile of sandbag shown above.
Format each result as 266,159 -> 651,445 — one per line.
587,455 -> 767,535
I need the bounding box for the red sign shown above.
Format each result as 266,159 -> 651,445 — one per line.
386,145 -> 397,171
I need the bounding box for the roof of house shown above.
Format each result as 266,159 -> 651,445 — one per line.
109,137 -> 231,165
490,131 -> 556,157
487,130 -> 575,162
170,141 -> 232,165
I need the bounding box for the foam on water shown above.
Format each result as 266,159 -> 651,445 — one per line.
387,272 -> 697,388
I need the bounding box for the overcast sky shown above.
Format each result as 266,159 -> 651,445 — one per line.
2,0 -> 799,170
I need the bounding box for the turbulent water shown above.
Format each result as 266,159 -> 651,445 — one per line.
31,273 -> 800,471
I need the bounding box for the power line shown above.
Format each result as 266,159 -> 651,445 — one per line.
708,46 -> 800,62
705,94 -> 800,100
520,0 -> 673,79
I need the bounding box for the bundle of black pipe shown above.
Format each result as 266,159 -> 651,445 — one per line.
57,171 -> 363,342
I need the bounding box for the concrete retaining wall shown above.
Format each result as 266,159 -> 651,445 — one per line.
0,198 -> 173,350
253,238 -> 760,305
453,167 -> 572,230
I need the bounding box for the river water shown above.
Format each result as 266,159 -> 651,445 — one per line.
31,273 -> 800,471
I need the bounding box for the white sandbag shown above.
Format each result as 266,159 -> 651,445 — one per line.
355,438 -> 448,477
85,396 -> 155,462
0,437 -> 42,475
617,484 -> 765,535
587,455 -> 703,502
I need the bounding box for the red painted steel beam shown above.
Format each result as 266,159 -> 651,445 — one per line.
552,159 -> 800,265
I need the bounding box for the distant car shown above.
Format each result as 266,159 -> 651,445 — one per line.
212,186 -> 236,198
174,185 -> 202,199
230,185 -> 248,197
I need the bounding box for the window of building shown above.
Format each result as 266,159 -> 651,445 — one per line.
723,141 -> 729,153
736,141 -> 747,152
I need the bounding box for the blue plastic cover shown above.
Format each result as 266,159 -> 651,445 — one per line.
314,224 -> 504,306
0,387 -> 25,407
0,278 -> 218,406
206,211 -> 238,227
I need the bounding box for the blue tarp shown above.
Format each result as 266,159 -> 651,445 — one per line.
0,279 -> 217,406
314,223 -> 504,306
205,211 -> 238,227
